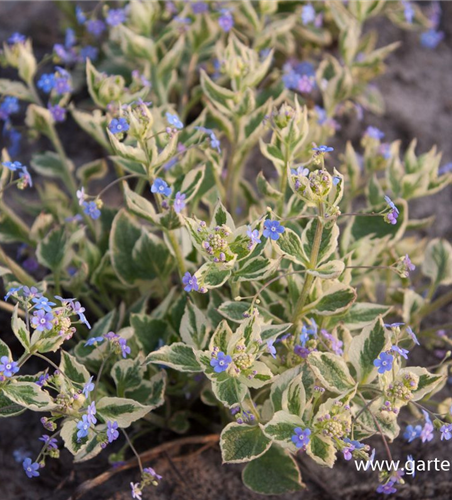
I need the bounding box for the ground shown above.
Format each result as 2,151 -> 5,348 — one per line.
0,2 -> 451,500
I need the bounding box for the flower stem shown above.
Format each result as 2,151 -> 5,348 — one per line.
166,229 -> 186,278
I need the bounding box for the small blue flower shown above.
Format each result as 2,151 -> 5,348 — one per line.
54,75 -> 72,95
31,310 -> 54,332
195,126 -> 221,153
83,201 -> 101,220
421,29 -> 444,49
107,421 -> 119,443
37,73 -> 56,93
48,104 -> 66,123
82,376 -> 95,397
166,112 -> 184,130
247,226 -> 261,247
151,178 -> 172,197
0,96 -> 20,117
218,9 -> 234,32
80,45 -> 99,61
39,435 -> 58,449
312,145 -> 334,153
263,220 -> 285,241
86,19 -> 106,37
267,340 -> 276,359
106,8 -> 127,26
76,415 -> 91,440
86,402 -> 97,425
3,160 -> 23,172
301,4 -> 316,25
373,352 -> 394,374
23,458 -> 40,478
182,272 -> 199,293
391,345 -> 409,360
0,356 -> 19,377
210,351 -> 232,373
365,126 -> 385,140
440,424 -> 452,441
402,1 -> 414,24
4,286 -> 23,301
406,326 -> 420,346
76,6 -> 86,24
404,424 -> 422,442
420,410 -> 434,442
174,191 -> 186,214
119,337 -> 131,358
108,117 -> 129,134
291,427 -> 311,449
8,33 -> 26,45
85,336 -> 105,347
376,481 -> 397,495
23,286 -> 40,299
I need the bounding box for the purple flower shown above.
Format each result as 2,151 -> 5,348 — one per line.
420,410 -> 434,442
406,326 -> 420,346
106,8 -> 127,27
343,444 -> 354,460
108,117 -> 129,134
48,104 -> 66,123
182,272 -> 199,292
0,356 -> 19,377
8,33 -> 26,45
143,467 -> 162,481
23,286 -> 40,299
39,435 -> 58,449
87,401 -> 97,425
376,481 -> 397,495
195,126 -> 221,153
82,376 -> 95,397
294,345 -> 311,359
130,482 -> 142,500
403,254 -> 415,273
210,351 -> 232,373
291,427 -> 311,449
320,329 -> 343,355
373,352 -> 394,374
440,424 -> 452,441
192,2 -> 208,14
247,226 -> 261,247
267,340 -> 276,358
439,162 -> 452,176
174,191 -> 186,213
76,6 -> 86,24
151,178 -> 172,197
119,337 -> 131,358
107,421 -> 119,443
23,458 -> 40,478
390,345 -> 409,360
31,310 -> 54,332
83,201 -> 101,220
402,1 -> 414,23
54,74 -> 72,95
86,19 -> 106,37
421,29 -> 444,49
313,145 -> 334,153
166,112 -> 183,130
80,45 -> 98,61
263,220 -> 285,241
404,424 -> 422,442
301,4 -> 316,25
36,373 -> 49,387
76,415 -> 91,440
364,126 -> 385,140
85,336 -> 104,346
218,9 -> 234,32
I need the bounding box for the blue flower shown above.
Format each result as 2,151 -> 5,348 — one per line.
3,160 -> 23,172
420,410 -> 434,442
291,427 -> 311,449
182,272 -> 199,293
0,96 -> 20,118
247,226 -> 261,247
404,424 -> 422,442
421,29 -> 444,49
76,6 -> 86,24
80,45 -> 99,61
406,326 -> 420,346
263,220 -> 285,241
37,73 -> 56,93
195,126 -> 221,153
218,9 -> 234,32
174,191 -> 186,214
39,435 -> 58,449
76,415 -> 91,440
54,72 -> 72,95
4,286 -> 23,301
8,33 -> 26,45
0,356 -> 19,377
31,310 -> 54,331
312,145 -> 334,153
87,402 -> 97,425
151,178 -> 172,197
119,337 -> 131,358
48,104 -> 66,123
23,458 -> 40,478
440,424 -> 452,441
376,481 -> 397,495
301,4 -> 316,25
402,1 -> 414,23
85,336 -> 104,347
210,351 -> 232,373
267,340 -> 276,359
23,286 -> 40,299
166,112 -> 184,130
82,376 -> 95,397
86,19 -> 106,37
83,201 -> 101,220
107,421 -> 119,443
106,8 -> 127,26
391,345 -> 409,360
365,126 -> 385,140
373,352 -> 394,374
108,117 -> 129,134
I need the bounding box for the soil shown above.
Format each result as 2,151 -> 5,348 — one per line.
1,2 -> 452,500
